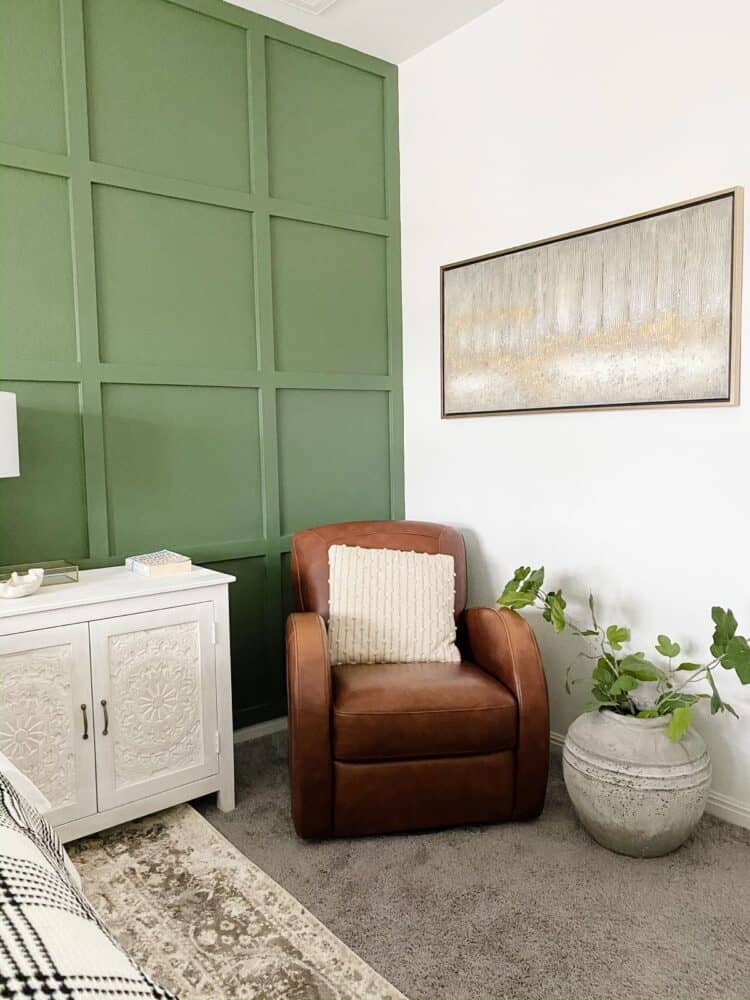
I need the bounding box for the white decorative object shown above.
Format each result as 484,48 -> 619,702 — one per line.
0,566 -> 235,842
563,710 -> 711,858
327,544 -> 460,666
0,567 -> 44,599
0,391 -> 20,478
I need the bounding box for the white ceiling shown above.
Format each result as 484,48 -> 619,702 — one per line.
224,0 -> 505,64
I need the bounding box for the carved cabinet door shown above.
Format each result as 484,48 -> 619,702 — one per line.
0,623 -> 97,826
89,602 -> 219,811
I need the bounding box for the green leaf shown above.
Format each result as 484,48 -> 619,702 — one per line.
655,634 -> 681,658
677,661 -> 702,672
703,669 -> 739,718
526,566 -> 545,594
546,591 -> 567,632
711,605 -> 735,628
580,628 -> 600,637
609,673 -> 639,696
497,565 -> 546,610
620,652 -> 663,681
657,693 -> 701,722
592,683 -> 616,703
637,709 -> 659,718
710,606 -> 738,658
721,635 -> 750,684
606,625 -> 630,651
706,668 -> 722,714
497,587 -> 536,609
592,658 -> 617,686
666,705 -> 692,742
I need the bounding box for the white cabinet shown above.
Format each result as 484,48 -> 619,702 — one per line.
0,566 -> 235,842
0,623 -> 96,827
89,603 -> 218,811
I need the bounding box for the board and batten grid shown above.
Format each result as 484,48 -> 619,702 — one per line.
0,0 -> 403,725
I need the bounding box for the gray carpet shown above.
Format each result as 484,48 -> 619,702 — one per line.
197,732 -> 750,1000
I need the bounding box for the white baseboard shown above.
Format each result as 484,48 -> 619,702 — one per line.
233,716 -> 288,744
702,789 -> 750,829
549,729 -> 750,831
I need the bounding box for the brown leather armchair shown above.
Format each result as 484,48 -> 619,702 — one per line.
285,520 -> 549,839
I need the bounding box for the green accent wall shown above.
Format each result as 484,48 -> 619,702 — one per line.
0,0 -> 403,728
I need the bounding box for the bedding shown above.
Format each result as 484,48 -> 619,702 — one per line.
0,771 -> 175,1000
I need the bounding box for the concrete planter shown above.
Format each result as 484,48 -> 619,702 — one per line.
562,709 -> 711,857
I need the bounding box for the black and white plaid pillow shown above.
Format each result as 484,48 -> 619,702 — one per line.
0,773 -> 176,1000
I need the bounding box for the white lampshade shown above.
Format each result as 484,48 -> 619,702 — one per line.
0,392 -> 20,478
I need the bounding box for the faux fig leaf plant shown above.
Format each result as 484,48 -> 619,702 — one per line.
497,566 -> 750,742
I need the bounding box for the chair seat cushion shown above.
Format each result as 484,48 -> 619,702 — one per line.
332,660 -> 517,762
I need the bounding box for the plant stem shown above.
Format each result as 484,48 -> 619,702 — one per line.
671,658 -> 721,692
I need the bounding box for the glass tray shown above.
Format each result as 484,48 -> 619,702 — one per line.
0,560 -> 79,586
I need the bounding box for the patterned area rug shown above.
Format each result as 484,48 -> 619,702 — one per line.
67,805 -> 406,1000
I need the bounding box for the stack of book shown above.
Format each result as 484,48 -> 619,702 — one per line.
125,550 -> 192,577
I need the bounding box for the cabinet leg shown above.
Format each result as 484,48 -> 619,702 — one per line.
217,782 -> 235,812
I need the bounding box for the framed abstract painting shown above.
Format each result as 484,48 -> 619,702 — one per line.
440,188 -> 743,416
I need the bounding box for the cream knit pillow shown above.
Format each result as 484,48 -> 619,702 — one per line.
327,544 -> 461,665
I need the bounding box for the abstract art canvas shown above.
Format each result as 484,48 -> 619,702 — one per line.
441,189 -> 742,416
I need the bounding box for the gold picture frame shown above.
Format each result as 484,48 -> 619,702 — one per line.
440,188 -> 743,417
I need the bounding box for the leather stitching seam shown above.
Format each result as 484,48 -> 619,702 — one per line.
334,705 -> 515,717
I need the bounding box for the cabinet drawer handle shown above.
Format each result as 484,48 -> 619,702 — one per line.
81,703 -> 89,740
101,699 -> 109,736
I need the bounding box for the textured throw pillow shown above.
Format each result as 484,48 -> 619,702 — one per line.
0,751 -> 51,814
0,772 -> 175,1000
328,544 -> 461,665
0,752 -> 82,890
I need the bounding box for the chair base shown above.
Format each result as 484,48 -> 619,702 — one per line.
331,750 -> 515,837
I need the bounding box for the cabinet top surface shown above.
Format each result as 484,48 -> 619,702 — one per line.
0,566 -> 235,620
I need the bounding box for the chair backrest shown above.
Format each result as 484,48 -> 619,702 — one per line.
290,520 -> 467,622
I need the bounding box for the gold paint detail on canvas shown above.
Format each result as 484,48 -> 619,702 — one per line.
443,198 -> 734,413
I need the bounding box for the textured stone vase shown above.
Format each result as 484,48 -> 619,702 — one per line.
563,710 -> 711,857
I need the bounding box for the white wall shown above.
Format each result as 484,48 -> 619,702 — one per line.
399,0 -> 750,824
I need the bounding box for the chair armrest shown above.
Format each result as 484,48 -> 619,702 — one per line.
463,606 -> 550,819
285,612 -> 333,838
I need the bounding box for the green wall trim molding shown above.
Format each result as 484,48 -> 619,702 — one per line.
0,0 -> 404,727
